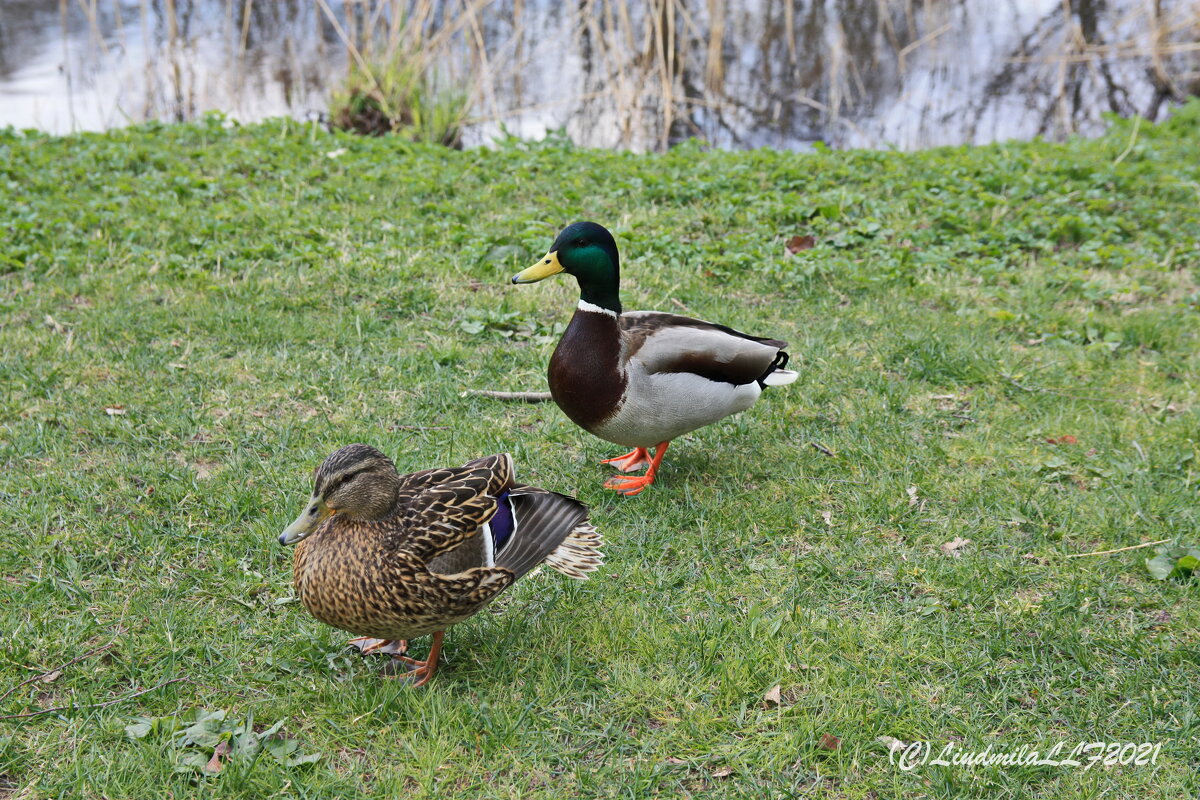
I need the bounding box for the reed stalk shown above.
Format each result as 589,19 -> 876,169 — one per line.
47,0 -> 1200,147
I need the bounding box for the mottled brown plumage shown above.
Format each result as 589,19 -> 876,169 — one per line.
278,444 -> 602,685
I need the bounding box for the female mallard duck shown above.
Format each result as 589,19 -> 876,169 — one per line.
512,221 -> 798,496
277,443 -> 602,686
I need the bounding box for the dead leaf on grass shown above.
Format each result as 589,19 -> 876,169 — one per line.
877,736 -> 905,753
104,405 -> 126,416
819,734 -> 841,751
821,510 -> 833,527
763,684 -> 782,707
711,766 -> 734,778
941,537 -> 971,556
40,670 -> 62,684
907,485 -> 919,506
1046,435 -> 1078,445
786,235 -> 816,255
205,740 -> 231,774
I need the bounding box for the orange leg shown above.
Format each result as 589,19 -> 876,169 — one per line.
600,447 -> 651,473
386,631 -> 444,687
603,441 -> 670,496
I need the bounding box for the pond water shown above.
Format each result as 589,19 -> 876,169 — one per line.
0,0 -> 1196,150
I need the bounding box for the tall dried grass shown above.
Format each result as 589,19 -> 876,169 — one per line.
58,0 -> 1200,148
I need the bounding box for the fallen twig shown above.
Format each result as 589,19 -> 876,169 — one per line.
809,442 -> 836,457
790,476 -> 867,485
1065,539 -> 1169,559
393,425 -> 450,431
0,678 -> 186,721
463,390 -> 553,402
1003,375 -> 1039,393
0,642 -> 117,704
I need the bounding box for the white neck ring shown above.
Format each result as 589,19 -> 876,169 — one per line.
577,299 -> 618,318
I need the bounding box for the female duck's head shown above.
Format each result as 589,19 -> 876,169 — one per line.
512,221 -> 622,313
278,444 -> 402,545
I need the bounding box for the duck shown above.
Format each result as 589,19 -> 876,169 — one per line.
511,221 -> 798,496
277,443 -> 603,686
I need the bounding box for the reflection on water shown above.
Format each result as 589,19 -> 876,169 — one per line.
0,0 -> 1196,149
0,0 -> 334,132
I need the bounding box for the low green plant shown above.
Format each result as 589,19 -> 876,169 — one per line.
1146,543 -> 1200,581
330,56 -> 468,147
124,709 -> 320,774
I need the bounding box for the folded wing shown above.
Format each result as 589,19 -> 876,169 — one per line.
621,311 -> 787,386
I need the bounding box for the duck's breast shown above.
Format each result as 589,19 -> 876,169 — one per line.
548,309 -> 628,434
293,530 -> 440,639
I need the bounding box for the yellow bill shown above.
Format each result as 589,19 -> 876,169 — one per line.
512,251 -> 564,284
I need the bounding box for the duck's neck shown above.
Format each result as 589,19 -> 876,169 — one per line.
576,275 -> 622,315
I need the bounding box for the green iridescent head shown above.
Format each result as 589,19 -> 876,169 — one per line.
511,221 -> 622,313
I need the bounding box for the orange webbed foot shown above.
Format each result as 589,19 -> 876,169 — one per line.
602,441 -> 670,496
383,631 -> 443,688
600,448 -> 651,473
349,637 -> 408,656
603,473 -> 656,496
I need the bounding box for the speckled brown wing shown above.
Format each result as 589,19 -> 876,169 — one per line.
390,454 -> 515,563
394,455 -> 514,506
422,562 -> 516,615
424,524 -> 488,575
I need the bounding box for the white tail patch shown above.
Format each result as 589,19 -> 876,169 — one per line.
763,369 -> 799,386
544,521 -> 604,580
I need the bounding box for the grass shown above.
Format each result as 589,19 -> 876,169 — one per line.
0,105 -> 1198,798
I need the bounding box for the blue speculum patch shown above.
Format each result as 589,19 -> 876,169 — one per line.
490,489 -> 515,553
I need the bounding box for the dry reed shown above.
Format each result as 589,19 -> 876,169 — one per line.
49,0 -> 1200,147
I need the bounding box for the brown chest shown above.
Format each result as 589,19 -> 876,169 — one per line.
547,310 -> 628,432
292,536 -> 438,638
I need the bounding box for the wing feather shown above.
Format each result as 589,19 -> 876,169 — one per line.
392,454 -> 515,561
621,311 -> 786,385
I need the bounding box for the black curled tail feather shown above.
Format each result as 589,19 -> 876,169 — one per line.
757,349 -> 790,387
493,490 -> 592,579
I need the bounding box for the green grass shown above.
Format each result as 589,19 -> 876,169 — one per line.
1,105 -> 1198,799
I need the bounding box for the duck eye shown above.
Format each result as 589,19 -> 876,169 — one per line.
309,506 -> 318,516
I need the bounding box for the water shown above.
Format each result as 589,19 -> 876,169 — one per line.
0,0 -> 1196,150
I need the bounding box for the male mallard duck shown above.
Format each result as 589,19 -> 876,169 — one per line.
512,221 -> 798,496
278,444 -> 602,686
